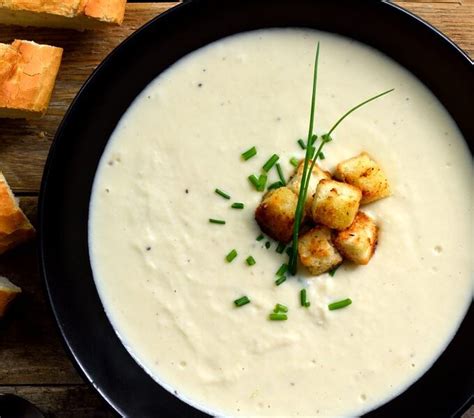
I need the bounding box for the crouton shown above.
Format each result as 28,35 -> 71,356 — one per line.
287,160 -> 331,215
334,152 -> 391,204
334,212 -> 378,265
0,275 -> 21,317
311,179 -> 362,230
255,187 -> 298,243
298,225 -> 343,276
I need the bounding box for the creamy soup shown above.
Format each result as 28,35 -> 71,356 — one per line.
89,29 -> 473,416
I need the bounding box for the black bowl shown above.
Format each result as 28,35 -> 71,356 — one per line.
39,0 -> 473,416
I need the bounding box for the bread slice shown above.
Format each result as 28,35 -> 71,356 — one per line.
0,40 -> 63,118
0,0 -> 126,30
0,172 -> 35,254
0,275 -> 21,317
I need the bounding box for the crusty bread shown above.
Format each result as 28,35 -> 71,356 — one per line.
0,172 -> 35,254
0,275 -> 21,317
0,0 -> 126,29
0,39 -> 62,118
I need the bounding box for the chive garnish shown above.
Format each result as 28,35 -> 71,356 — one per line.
328,265 -> 340,277
300,288 -> 310,307
274,303 -> 288,313
285,246 -> 293,256
328,298 -> 352,310
276,242 -> 286,254
297,138 -> 306,149
256,234 -> 265,241
268,181 -> 284,191
275,276 -> 286,286
319,151 -> 326,160
226,249 -> 238,262
231,202 -> 244,209
248,174 -> 260,189
209,218 -> 225,224
276,263 -> 288,277
241,146 -> 257,160
276,163 -> 286,185
257,174 -> 267,191
269,313 -> 287,320
262,154 -> 280,172
215,188 -> 230,199
290,157 -> 299,167
246,256 -> 256,266
265,241 -> 271,249
234,296 -> 251,307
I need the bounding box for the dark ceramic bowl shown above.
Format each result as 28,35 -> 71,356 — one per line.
39,0 -> 473,416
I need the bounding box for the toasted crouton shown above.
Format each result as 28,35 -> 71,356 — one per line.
255,187 -> 298,243
287,160 -> 331,215
335,152 -> 391,204
0,275 -> 21,317
311,179 -> 362,230
298,225 -> 343,276
334,212 -> 378,265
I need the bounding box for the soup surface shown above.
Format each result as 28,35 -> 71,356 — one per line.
89,29 -> 472,416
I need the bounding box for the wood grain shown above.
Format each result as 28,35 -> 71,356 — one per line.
0,2 -> 472,417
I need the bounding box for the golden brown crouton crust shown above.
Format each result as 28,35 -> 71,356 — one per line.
0,172 -> 35,254
298,225 -> 343,276
311,179 -> 362,230
0,276 -> 21,317
335,152 -> 391,204
334,211 -> 378,265
255,187 -> 298,243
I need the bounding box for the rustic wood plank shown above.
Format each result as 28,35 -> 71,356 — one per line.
0,385 -> 115,418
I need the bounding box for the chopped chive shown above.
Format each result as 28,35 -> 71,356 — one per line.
226,249 -> 238,262
256,234 -> 265,241
246,256 -> 256,266
234,296 -> 251,307
297,138 -> 306,149
319,151 -> 325,160
248,174 -> 260,189
300,288 -> 310,307
328,265 -> 340,277
241,146 -> 257,161
276,163 -> 286,185
265,241 -> 271,249
209,218 -> 225,224
269,313 -> 288,321
231,202 -> 244,209
275,276 -> 286,286
310,134 -> 318,145
286,246 -> 293,256
290,157 -> 299,167
276,263 -> 288,277
307,145 -> 315,159
274,303 -> 288,313
276,242 -> 286,254
215,188 -> 230,199
268,181 -> 284,191
262,154 -> 280,172
257,174 -> 267,191
328,298 -> 352,310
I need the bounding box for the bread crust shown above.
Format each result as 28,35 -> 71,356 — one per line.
0,276 -> 21,317
0,40 -> 63,118
0,172 -> 35,254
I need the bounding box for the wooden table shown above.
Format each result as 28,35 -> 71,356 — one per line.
0,2 -> 472,416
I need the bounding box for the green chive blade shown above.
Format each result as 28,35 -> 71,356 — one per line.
248,174 -> 259,189
257,174 -> 267,191
268,181 -> 283,191
215,188 -> 230,199
269,313 -> 288,321
276,263 -> 288,277
209,218 -> 225,225
290,157 -> 299,167
231,202 -> 244,209
275,276 -> 286,286
256,234 -> 265,241
328,298 -> 352,311
241,146 -> 257,161
262,154 -> 280,172
276,242 -> 286,254
226,249 -> 238,262
276,163 -> 286,185
274,303 -> 289,313
246,256 -> 256,266
297,138 -> 306,149
234,296 -> 251,307
328,265 -> 340,277
265,241 -> 271,249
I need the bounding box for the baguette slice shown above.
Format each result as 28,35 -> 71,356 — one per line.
0,40 -> 63,118
0,0 -> 126,29
0,172 -> 35,254
0,275 -> 21,317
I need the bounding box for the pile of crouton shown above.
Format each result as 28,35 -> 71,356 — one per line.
255,152 -> 390,275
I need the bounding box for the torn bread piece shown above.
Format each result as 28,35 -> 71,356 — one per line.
335,152 -> 391,204
0,0 -> 126,29
0,276 -> 21,317
334,211 -> 378,265
288,159 -> 331,216
255,187 -> 298,243
298,225 -> 343,276
311,179 -> 362,230
0,40 -> 63,118
0,172 -> 35,254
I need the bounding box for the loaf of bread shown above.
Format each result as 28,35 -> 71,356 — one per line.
0,172 -> 35,254
0,39 -> 62,118
0,0 -> 126,29
0,275 -> 21,317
